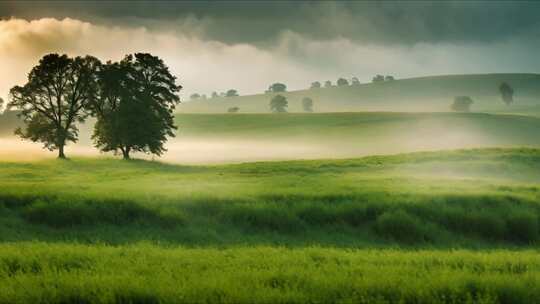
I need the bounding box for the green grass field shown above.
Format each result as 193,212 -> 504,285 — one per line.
179,73 -> 540,113
2,148 -> 540,302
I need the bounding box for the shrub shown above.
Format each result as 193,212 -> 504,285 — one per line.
375,210 -> 428,244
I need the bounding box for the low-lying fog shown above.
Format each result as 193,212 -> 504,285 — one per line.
1,129 -> 536,164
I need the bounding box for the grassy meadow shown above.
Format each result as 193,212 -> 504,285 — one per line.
2,108 -> 540,302
1,147 -> 540,302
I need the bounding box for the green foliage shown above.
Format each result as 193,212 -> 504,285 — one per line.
499,82 -> 514,105
451,96 -> 474,112
336,78 -> 349,86
270,94 -> 288,113
268,83 -> 287,93
301,97 -> 313,112
91,53 -> 181,159
8,54 -> 101,158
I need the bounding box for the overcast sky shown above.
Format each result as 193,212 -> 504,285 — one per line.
1,1 -> 539,100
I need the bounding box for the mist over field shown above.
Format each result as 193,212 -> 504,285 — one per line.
3,2 -> 540,303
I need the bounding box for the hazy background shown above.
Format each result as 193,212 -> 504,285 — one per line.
1,1 -> 540,102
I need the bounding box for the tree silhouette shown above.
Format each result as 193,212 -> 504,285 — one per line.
268,83 -> 287,93
227,106 -> 240,113
351,77 -> 360,85
324,80 -> 332,88
226,89 -> 239,97
385,75 -> 395,81
302,97 -> 313,112
451,96 -> 473,112
499,82 -> 514,105
91,53 -> 181,159
8,54 -> 100,158
337,78 -> 349,86
211,91 -> 219,98
190,93 -> 201,100
310,81 -> 321,89
372,75 -> 385,83
270,95 -> 288,113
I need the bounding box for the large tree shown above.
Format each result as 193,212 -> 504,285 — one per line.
270,95 -> 288,113
91,53 -> 181,159
8,54 -> 100,158
499,82 -> 514,105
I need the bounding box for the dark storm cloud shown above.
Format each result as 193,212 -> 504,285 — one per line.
1,1 -> 540,45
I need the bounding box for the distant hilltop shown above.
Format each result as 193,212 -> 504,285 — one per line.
179,73 -> 540,113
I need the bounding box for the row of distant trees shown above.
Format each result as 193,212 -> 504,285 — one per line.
2,53 -> 181,159
227,95 -> 313,114
451,82 -> 515,112
189,75 -> 397,101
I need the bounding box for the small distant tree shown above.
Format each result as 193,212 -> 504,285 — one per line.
499,82 -> 514,105
270,94 -> 288,113
302,97 -> 314,112
337,78 -> 349,86
324,80 -> 332,88
385,75 -> 395,81
219,92 -> 227,97
310,81 -> 321,89
451,96 -> 474,112
0,97 -> 4,112
8,53 -> 100,158
351,77 -> 360,86
227,106 -> 240,113
190,93 -> 201,100
268,83 -> 287,93
211,91 -> 219,98
372,75 -> 385,83
226,89 -> 239,97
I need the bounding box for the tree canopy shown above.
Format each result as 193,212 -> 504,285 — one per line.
270,94 -> 288,113
499,82 -> 514,105
372,75 -> 385,83
8,53 -> 100,158
90,53 -> 181,159
324,80 -> 332,88
351,77 -> 360,85
337,78 -> 349,86
310,81 -> 321,89
302,97 -> 313,112
226,89 -> 239,97
451,96 -> 473,112
268,83 -> 287,93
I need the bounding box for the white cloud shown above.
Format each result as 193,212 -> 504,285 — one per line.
1,17 -> 539,103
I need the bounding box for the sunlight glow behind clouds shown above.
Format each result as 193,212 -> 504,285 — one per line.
0,17 -> 539,102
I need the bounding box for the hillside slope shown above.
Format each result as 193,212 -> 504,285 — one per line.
179,73 -> 540,113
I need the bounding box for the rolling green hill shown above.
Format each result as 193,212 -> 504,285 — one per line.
2,148 -> 540,302
179,73 -> 540,113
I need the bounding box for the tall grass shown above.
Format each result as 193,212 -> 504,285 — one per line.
1,243 -> 540,303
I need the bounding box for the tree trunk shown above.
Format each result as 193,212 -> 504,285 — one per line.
58,145 -> 66,159
122,147 -> 131,160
